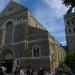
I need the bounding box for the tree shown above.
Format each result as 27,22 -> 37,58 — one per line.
62,0 -> 75,13
64,53 -> 75,72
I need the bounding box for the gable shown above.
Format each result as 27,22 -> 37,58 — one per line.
0,1 -> 28,18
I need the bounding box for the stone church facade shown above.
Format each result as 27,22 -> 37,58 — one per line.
0,1 -> 66,73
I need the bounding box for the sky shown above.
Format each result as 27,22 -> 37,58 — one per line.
0,0 -> 68,46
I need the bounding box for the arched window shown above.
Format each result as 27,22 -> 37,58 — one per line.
5,21 -> 13,45
69,28 -> 71,34
32,45 -> 41,57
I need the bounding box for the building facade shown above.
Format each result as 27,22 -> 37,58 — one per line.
64,13 -> 75,53
0,1 -> 66,73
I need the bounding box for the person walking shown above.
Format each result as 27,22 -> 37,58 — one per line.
14,67 -> 20,75
20,67 -> 25,75
26,65 -> 33,75
1,65 -> 7,75
55,67 -> 63,75
37,67 -> 45,75
67,67 -> 73,75
0,67 -> 4,75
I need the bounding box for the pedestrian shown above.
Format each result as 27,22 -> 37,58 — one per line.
37,67 -> 44,75
14,67 -> 20,75
0,67 -> 4,75
67,67 -> 73,75
55,68 -> 58,75
55,67 -> 63,75
20,66 -> 25,75
26,65 -> 33,75
1,65 -> 6,75
29,68 -> 33,75
44,69 -> 51,75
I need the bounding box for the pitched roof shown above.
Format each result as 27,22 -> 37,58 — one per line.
0,0 -> 28,18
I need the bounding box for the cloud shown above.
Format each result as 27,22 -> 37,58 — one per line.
33,8 -> 65,33
43,0 -> 68,18
55,31 -> 65,37
60,41 -> 66,46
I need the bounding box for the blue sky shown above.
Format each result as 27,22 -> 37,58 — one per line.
0,0 -> 68,46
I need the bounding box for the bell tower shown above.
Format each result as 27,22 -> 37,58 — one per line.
64,13 -> 75,53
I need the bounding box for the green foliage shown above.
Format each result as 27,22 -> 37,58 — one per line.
64,53 -> 75,72
62,0 -> 75,7
62,0 -> 75,13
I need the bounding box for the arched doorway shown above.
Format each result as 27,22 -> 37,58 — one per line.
0,48 -> 15,73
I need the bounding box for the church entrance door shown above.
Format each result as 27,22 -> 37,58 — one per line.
0,49 -> 15,73
0,59 -> 13,73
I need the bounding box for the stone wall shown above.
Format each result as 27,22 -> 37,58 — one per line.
28,26 -> 49,57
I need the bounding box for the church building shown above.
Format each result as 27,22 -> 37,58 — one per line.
0,1 -> 66,73
64,13 -> 75,53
